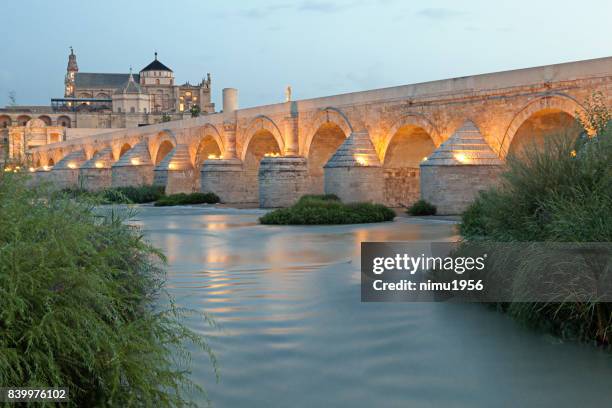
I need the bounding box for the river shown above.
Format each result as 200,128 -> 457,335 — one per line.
133,206 -> 612,408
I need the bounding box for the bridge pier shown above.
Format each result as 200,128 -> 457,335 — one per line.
324,131 -> 384,203
200,158 -> 247,203
258,156 -> 309,207
80,147 -> 113,191
111,141 -> 154,187
420,121 -> 505,215
48,149 -> 87,189
153,144 -> 197,194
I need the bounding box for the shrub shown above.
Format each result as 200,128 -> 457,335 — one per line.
155,192 -> 220,206
0,174 -> 215,406
260,195 -> 395,225
109,185 -> 165,203
455,95 -> 612,345
407,199 -> 437,216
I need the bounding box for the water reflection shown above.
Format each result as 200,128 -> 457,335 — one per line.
136,206 -> 612,408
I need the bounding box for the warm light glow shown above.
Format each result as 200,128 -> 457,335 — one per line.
207,154 -> 219,160
130,158 -> 140,165
95,161 -> 104,168
570,150 -> 577,157
354,154 -> 368,166
43,165 -> 50,171
264,152 -> 281,157
29,167 -> 35,172
454,153 -> 469,163
67,162 -> 77,169
168,163 -> 177,170
422,157 -> 428,162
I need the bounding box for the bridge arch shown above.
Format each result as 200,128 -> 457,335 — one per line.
302,107 -> 353,158
57,116 -> 71,127
241,116 -> 284,203
149,130 -> 177,165
380,114 -> 438,207
192,124 -> 224,168
0,115 -> 11,128
17,115 -> 31,126
501,94 -> 585,158
240,115 -> 284,162
38,115 -> 52,126
380,114 -> 440,163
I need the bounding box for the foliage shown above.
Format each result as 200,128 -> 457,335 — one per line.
0,173 -> 216,407
7,90 -> 17,107
109,185 -> 165,203
458,95 -> 612,345
155,192 -> 220,206
59,185 -> 165,204
190,105 -> 201,118
161,113 -> 172,123
406,199 -> 437,216
260,195 -> 395,225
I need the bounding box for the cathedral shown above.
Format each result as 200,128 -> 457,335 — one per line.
62,48 -> 214,116
1,48 -> 215,161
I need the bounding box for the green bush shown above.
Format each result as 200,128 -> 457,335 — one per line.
407,199 -> 437,216
155,192 -> 220,206
457,95 -> 612,345
57,185 -> 164,204
0,174 -> 215,406
109,185 -> 165,203
260,195 -> 395,225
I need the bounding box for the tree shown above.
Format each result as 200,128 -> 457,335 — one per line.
8,90 -> 17,107
161,113 -> 172,123
190,104 -> 201,118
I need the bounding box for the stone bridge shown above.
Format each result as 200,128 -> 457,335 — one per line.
29,57 -> 612,213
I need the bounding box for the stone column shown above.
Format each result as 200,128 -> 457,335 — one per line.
420,121 -> 505,215
324,131 -> 384,203
153,144 -> 197,194
201,158 -> 245,203
111,141 -> 154,187
222,121 -> 237,159
283,104 -> 299,156
49,149 -> 87,189
258,156 -> 309,208
80,147 -> 113,191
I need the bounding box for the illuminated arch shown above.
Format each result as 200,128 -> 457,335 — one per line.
240,115 -> 284,161
302,107 -> 353,157
380,114 -> 440,163
500,94 -> 585,158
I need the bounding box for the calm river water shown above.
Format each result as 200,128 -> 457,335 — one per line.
134,206 -> 612,408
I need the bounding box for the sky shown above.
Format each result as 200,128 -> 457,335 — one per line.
1,0 -> 611,109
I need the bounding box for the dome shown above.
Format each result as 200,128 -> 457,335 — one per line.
140,52 -> 172,73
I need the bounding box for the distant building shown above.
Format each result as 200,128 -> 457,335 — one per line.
1,48 -> 215,162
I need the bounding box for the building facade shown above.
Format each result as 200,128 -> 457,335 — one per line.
1,48 -> 216,162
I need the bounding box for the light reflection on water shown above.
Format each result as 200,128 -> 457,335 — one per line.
134,206 -> 612,408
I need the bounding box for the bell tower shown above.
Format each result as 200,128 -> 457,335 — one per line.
64,46 -> 78,97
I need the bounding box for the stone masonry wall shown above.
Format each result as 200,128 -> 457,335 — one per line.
420,165 -> 505,215
80,168 -> 112,191
383,167 -> 420,208
112,165 -> 154,187
258,157 -> 309,207
325,166 -> 384,203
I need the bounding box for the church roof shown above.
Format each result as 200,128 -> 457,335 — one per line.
115,73 -> 144,95
140,55 -> 172,72
75,72 -> 140,89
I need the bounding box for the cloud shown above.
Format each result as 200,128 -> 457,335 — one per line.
416,8 -> 464,20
